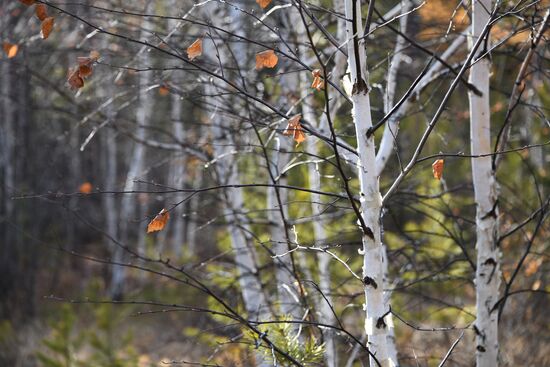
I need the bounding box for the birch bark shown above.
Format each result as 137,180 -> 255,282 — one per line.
468,1 -> 500,365
343,0 -> 391,365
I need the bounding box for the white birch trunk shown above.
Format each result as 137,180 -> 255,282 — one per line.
468,1 -> 500,365
344,0 -> 391,366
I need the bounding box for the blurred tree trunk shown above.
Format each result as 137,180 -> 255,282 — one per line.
0,51 -> 17,319
111,4 -> 153,298
468,1 -> 500,365
344,0 -> 391,365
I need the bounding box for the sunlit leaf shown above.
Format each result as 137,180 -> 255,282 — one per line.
40,17 -> 54,39
311,69 -> 324,91
3,42 -> 18,58
187,38 -> 202,61
283,114 -> 306,145
256,0 -> 272,9
78,182 -> 93,194
432,159 -> 444,180
255,50 -> 278,70
147,208 -> 170,233
35,4 -> 48,21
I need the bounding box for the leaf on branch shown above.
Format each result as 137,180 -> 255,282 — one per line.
67,67 -> 84,89
158,84 -> 170,96
311,69 -> 324,91
187,38 -> 202,61
77,50 -> 100,66
255,50 -> 278,70
40,17 -> 54,39
78,182 -> 93,194
19,0 -> 36,6
432,159 -> 444,180
147,208 -> 170,233
256,0 -> 272,9
3,42 -> 18,58
35,4 -> 48,21
283,114 -> 306,145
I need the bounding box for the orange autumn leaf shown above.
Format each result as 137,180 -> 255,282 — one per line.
432,159 -> 444,180
158,84 -> 170,96
256,0 -> 272,9
283,114 -> 306,145
78,182 -> 93,194
311,69 -> 324,91
19,0 -> 35,5
41,17 -> 54,39
255,50 -> 278,70
147,208 -> 170,233
35,4 -> 48,21
187,38 -> 202,61
3,42 -> 18,58
67,67 -> 84,89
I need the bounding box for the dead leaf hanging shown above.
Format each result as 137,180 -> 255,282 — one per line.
432,159 -> 444,180
311,69 -> 324,91
255,50 -> 278,70
147,208 -> 170,233
40,17 -> 54,39
283,114 -> 306,145
256,0 -> 272,9
67,67 -> 84,89
187,38 -> 203,61
78,182 -> 93,194
35,4 -> 48,21
3,42 -> 18,58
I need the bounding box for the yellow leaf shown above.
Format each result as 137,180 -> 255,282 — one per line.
432,159 -> 444,180
3,42 -> 18,58
40,17 -> 54,39
187,38 -> 203,61
255,50 -> 278,70
256,0 -> 272,9
147,208 -> 170,233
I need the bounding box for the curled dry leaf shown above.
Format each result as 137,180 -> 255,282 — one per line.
3,42 -> 18,58
40,17 -> 54,39
78,182 -> 93,194
283,114 -> 306,145
187,38 -> 202,61
78,64 -> 93,78
147,208 -> 170,233
432,159 -> 444,180
311,69 -> 324,91
67,67 -> 84,90
256,0 -> 272,9
35,4 -> 48,21
255,50 -> 278,70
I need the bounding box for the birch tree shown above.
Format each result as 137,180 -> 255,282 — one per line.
468,1 -> 500,365
343,0 -> 391,365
